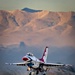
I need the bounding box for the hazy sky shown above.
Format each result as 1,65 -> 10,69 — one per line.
0,0 -> 75,11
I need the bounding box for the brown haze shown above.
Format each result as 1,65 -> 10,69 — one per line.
0,9 -> 75,47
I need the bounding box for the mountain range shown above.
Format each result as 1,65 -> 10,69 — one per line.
0,8 -> 75,75
0,8 -> 75,47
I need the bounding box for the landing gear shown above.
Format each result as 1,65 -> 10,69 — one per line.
29,71 -> 39,75
29,72 -> 34,75
41,71 -> 46,75
43,73 -> 46,75
42,72 -> 46,75
29,71 -> 46,75
29,72 -> 31,75
36,71 -> 39,75
42,73 -> 46,75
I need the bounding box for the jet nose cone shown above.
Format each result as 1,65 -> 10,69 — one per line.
22,57 -> 29,61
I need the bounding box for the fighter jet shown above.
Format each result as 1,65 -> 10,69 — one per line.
6,46 -> 65,75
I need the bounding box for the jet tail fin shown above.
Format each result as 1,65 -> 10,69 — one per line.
39,46 -> 48,63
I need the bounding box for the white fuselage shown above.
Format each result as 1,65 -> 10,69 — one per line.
23,53 -> 42,68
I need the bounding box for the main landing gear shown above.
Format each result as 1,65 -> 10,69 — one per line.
29,71 -> 46,75
29,71 -> 39,75
42,71 -> 46,75
42,73 -> 46,75
29,72 -> 34,75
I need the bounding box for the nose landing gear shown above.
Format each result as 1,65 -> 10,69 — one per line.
29,71 -> 46,75
29,72 -> 35,75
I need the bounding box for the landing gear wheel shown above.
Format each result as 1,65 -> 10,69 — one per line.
29,72 -> 34,75
29,72 -> 31,75
43,74 -> 46,75
36,71 -> 39,75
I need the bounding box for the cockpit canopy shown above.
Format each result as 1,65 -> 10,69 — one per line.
26,53 -> 33,56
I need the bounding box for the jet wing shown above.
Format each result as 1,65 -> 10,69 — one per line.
41,63 -> 65,67
5,62 -> 29,66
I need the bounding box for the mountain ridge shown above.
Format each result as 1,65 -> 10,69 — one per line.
0,8 -> 75,47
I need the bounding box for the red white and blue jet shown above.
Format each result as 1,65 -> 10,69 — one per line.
6,46 -> 65,75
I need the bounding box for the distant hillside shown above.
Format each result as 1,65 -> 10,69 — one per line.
0,8 -> 75,47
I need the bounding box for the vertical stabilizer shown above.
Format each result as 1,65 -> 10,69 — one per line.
39,46 -> 48,63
